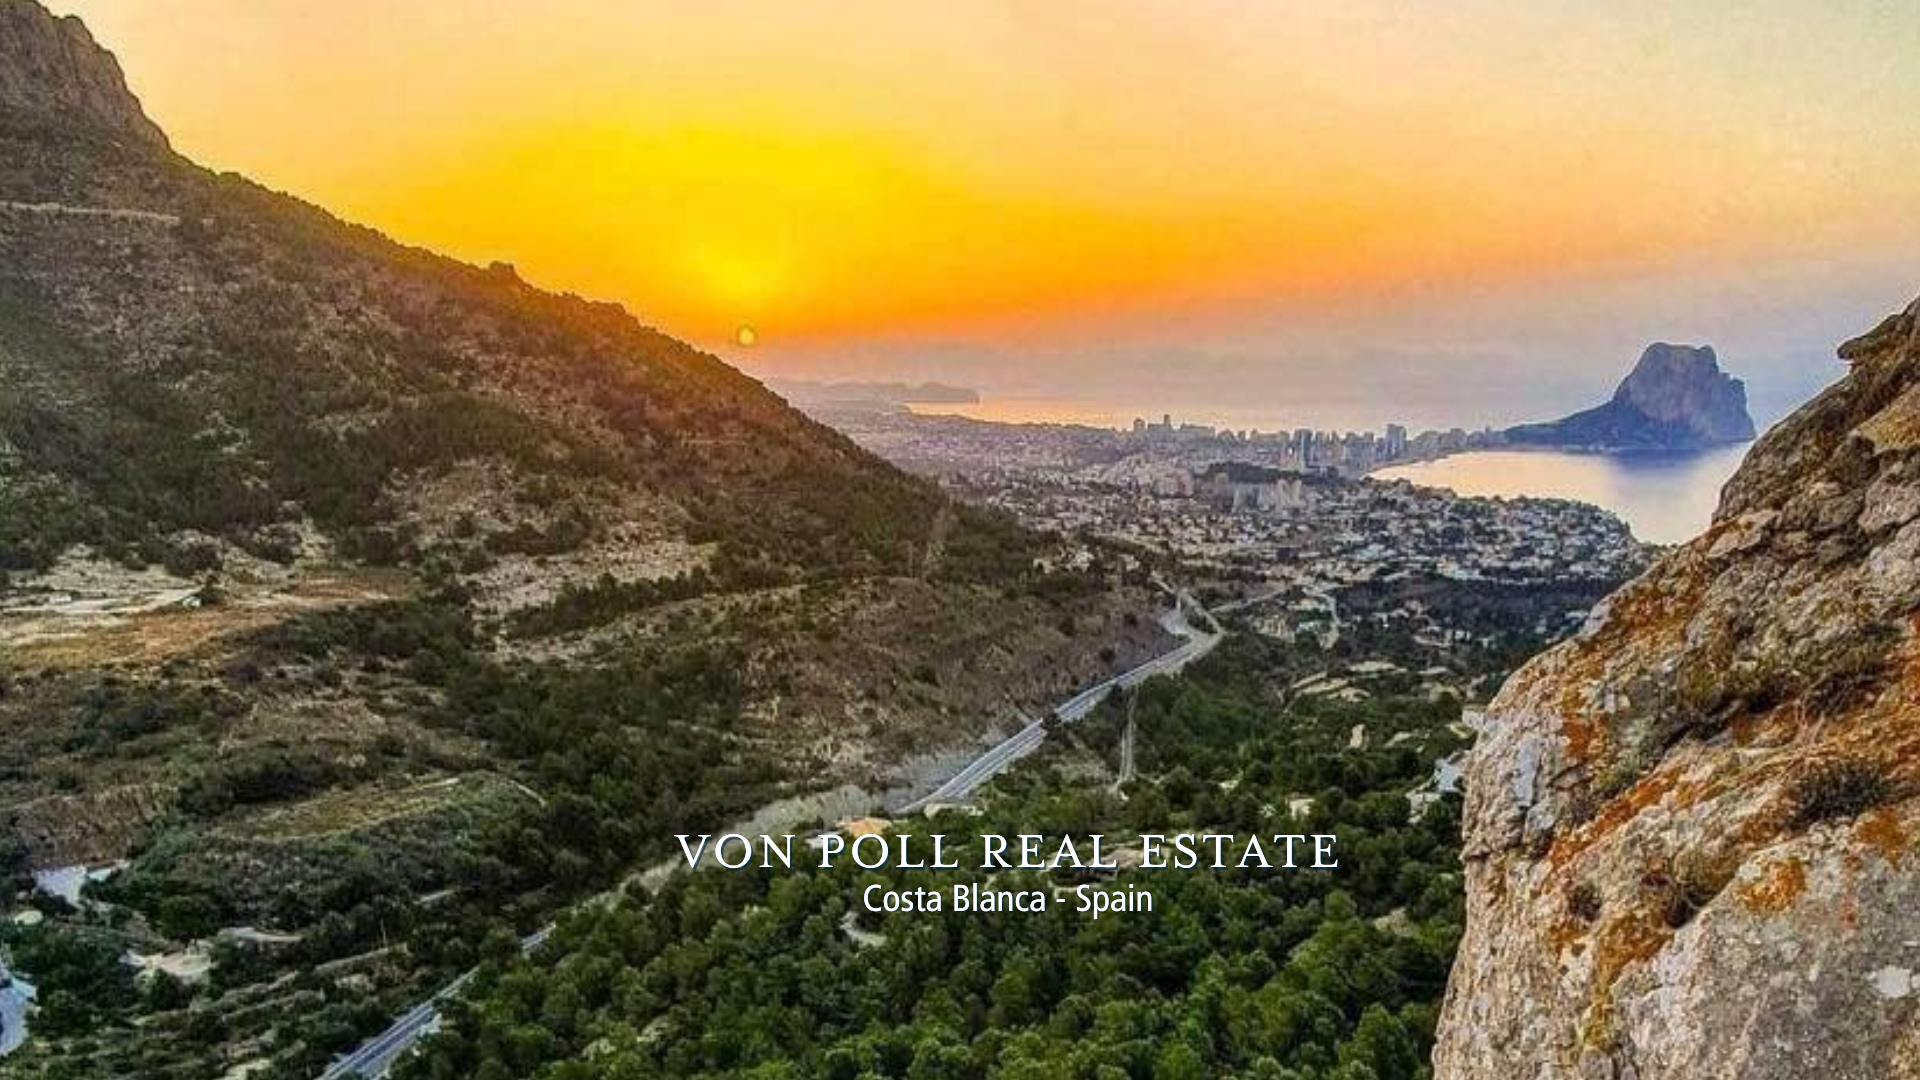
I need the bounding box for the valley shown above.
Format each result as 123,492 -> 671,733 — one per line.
0,6 -> 1171,1073
3,3 -> 1915,1079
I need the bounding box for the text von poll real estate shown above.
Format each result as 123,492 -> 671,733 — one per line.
675,832 -> 1340,919
674,832 -> 1340,873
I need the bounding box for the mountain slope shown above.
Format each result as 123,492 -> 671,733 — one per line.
0,0 -> 165,147
1506,343 -> 1756,450
0,6 -> 1172,1074
0,0 -> 1166,839
0,54 -> 945,581
1437,299 -> 1920,1078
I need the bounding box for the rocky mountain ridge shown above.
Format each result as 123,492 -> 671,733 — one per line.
0,0 -> 1159,897
1508,343 -> 1756,450
0,0 -> 966,585
1437,298 -> 1920,1077
0,0 -> 166,148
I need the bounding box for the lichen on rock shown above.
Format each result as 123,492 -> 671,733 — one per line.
1435,296 -> 1920,1080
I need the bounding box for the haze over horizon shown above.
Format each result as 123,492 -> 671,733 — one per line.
53,0 -> 1920,432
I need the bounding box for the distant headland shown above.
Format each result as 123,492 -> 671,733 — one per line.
787,342 -> 1758,481
1504,343 -> 1756,450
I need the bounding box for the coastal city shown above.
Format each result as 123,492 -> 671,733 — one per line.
803,401 -> 1507,483
798,399 -> 1650,685
1,3 -> 1899,1079
977,461 -> 1644,588
802,401 -> 1639,576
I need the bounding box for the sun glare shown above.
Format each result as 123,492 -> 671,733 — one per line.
70,0 -> 1920,344
735,325 -> 758,348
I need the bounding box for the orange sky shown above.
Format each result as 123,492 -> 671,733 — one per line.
50,1 -> 1920,379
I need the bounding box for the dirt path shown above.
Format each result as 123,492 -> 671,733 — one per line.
0,200 -> 178,225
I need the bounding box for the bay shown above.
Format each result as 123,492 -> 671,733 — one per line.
1374,444 -> 1751,545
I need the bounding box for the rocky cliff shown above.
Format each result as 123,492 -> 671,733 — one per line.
1508,344 -> 1756,450
0,0 -> 166,147
1437,300 -> 1920,1077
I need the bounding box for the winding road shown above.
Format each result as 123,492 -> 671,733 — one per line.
317,925 -> 550,1079
897,591 -> 1219,813
320,594 -> 1220,1077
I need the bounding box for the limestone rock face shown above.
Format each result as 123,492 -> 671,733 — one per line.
1615,344 -> 1756,444
0,0 -> 167,147
1437,298 -> 1920,1079
1507,344 -> 1755,450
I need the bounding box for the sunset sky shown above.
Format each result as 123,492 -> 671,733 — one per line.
52,1 -> 1920,428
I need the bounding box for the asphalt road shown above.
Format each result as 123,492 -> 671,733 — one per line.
894,717 -> 1050,814
321,597 -> 1220,1078
900,593 -> 1220,812
317,933 -> 518,1080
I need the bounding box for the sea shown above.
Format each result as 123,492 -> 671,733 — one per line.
1371,445 -> 1749,545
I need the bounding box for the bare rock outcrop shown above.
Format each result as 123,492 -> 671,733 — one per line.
0,0 -> 167,147
10,783 -> 172,867
1508,343 -> 1756,450
1437,298 -> 1920,1079
1616,344 -> 1756,444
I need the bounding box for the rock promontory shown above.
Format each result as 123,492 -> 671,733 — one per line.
1507,343 -> 1756,450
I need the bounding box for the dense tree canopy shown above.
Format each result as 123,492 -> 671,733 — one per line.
402,635 -> 1471,1080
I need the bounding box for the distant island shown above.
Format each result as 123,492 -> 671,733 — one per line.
1505,343 -> 1756,450
767,379 -> 981,407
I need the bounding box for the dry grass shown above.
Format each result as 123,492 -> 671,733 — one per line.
2,568 -> 408,670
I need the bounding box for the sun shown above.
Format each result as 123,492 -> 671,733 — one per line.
735,325 -> 758,348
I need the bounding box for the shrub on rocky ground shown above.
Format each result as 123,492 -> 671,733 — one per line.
1787,757 -> 1894,830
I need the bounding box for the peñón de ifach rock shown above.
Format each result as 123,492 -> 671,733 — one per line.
1436,297 -> 1920,1078
1507,343 -> 1757,450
